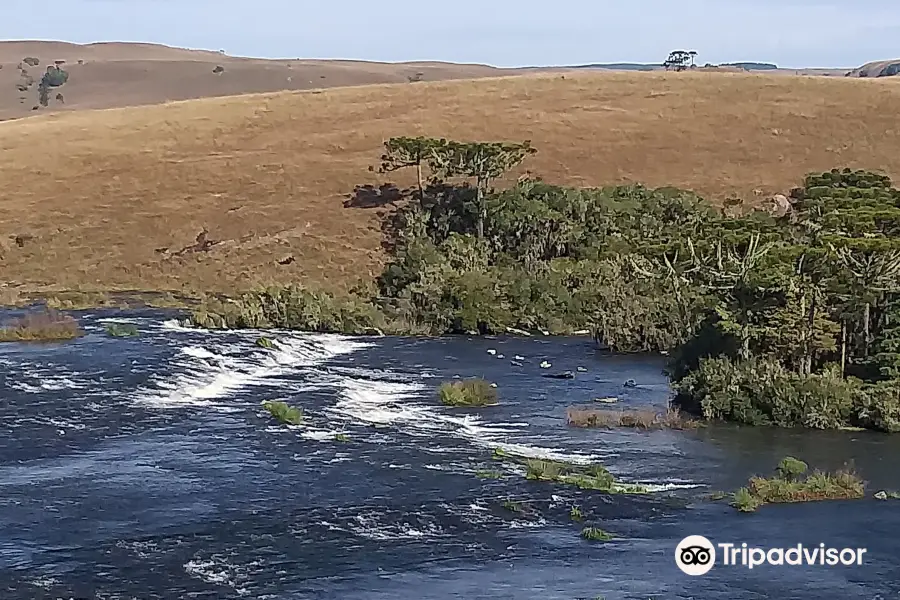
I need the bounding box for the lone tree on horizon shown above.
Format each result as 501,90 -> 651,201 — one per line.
664,50 -> 697,71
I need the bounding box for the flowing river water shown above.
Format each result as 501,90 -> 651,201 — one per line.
1,308 -> 899,599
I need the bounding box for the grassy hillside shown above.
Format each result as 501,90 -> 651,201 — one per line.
0,41 -> 521,121
1,70 -> 899,296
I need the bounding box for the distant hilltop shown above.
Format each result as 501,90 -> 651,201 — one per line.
568,60 -> 779,72
845,59 -> 900,78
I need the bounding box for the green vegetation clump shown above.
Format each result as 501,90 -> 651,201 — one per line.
438,378 -> 498,407
730,457 -> 865,512
262,400 -> 303,425
104,323 -> 139,337
475,469 -> 503,479
192,139 -> 900,432
256,336 -> 275,349
0,309 -> 84,342
524,459 -> 647,493
569,506 -> 584,521
566,406 -> 700,430
580,526 -> 614,542
189,285 -> 394,334
334,433 -> 350,442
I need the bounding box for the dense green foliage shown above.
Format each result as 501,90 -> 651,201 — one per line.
104,323 -> 139,337
262,400 -> 303,426
191,135 -> 900,431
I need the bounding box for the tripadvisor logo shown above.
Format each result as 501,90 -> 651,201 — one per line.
675,535 -> 867,575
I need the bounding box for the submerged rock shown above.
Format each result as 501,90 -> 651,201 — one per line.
543,371 -> 575,379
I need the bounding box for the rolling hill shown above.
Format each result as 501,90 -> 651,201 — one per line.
1,69 -> 899,298
0,41 -> 532,121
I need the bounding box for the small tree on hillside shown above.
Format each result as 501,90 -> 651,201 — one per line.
428,140 -> 537,238
374,136 -> 447,202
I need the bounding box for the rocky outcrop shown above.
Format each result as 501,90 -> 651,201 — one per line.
846,59 -> 900,78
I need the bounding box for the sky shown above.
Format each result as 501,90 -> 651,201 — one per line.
3,0 -> 898,69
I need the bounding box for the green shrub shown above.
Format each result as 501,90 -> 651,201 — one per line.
104,323 -> 139,337
776,457 -> 808,481
190,285 -> 389,334
262,400 -> 303,425
256,336 -> 275,349
41,66 -> 68,87
731,487 -> 762,512
580,527 -> 614,541
438,379 -> 498,407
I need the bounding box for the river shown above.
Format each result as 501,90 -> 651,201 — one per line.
1,308 -> 899,599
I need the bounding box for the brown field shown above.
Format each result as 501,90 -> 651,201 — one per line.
1,67 -> 900,297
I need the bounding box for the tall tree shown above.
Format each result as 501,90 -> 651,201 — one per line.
427,140 -> 536,238
375,137 -> 446,202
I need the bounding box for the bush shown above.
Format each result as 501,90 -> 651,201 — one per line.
190,285 -> 388,334
263,400 -> 303,425
776,457 -> 808,481
0,309 -> 83,342
41,66 -> 68,87
673,357 -> 856,429
438,378 -> 498,407
522,458 -> 645,493
731,487 -> 762,512
580,526 -> 614,541
256,336 -> 275,349
104,323 -> 139,337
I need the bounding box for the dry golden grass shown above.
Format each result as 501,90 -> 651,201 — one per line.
566,406 -> 700,430
1,70 -> 900,295
0,308 -> 83,342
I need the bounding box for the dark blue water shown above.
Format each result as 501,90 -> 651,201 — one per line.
1,308 -> 899,599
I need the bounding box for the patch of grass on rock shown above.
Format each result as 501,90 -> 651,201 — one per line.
0,308 -> 84,342
256,336 -> 276,349
524,459 -> 648,494
104,323 -> 139,337
566,406 -> 700,430
730,456 -> 864,512
580,526 -> 614,542
438,378 -> 498,407
263,400 -> 303,426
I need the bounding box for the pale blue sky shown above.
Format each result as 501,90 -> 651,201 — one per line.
3,0 -> 897,68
